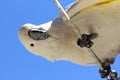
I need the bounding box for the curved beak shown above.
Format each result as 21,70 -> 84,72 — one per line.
28,29 -> 50,40
19,21 -> 52,41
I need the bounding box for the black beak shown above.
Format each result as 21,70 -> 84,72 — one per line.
28,29 -> 49,40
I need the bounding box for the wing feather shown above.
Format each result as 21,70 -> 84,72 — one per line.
69,0 -> 112,18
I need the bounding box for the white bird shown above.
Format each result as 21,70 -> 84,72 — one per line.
19,0 -> 120,67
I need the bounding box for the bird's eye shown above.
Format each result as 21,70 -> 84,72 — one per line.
28,29 -> 49,40
30,43 -> 34,47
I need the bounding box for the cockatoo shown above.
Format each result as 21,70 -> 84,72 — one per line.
19,0 -> 120,67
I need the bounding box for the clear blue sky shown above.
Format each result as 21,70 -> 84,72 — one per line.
0,0 -> 120,80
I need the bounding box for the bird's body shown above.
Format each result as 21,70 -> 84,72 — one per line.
19,0 -> 120,66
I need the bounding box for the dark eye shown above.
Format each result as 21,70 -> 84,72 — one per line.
30,43 -> 34,47
28,29 -> 49,40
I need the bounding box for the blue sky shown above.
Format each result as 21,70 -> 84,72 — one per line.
0,0 -> 120,80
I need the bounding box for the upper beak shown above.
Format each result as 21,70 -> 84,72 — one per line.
28,29 -> 49,40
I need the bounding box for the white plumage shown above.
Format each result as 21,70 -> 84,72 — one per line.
19,0 -> 120,66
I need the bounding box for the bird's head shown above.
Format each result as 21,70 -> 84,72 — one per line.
18,21 -> 56,57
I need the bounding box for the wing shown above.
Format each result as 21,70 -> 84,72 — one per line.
68,0 -> 112,18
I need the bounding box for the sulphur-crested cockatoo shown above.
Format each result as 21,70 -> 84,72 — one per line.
19,0 -> 120,66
